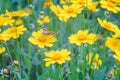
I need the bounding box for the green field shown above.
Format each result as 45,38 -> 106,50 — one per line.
0,0 -> 120,80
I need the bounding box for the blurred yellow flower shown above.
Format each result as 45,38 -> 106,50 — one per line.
4,25 -> 27,39
28,29 -> 56,48
44,49 -> 71,67
0,15 -> 14,26
86,52 -> 102,69
50,4 -> 83,22
0,47 -> 6,54
105,37 -> 120,52
71,0 -> 99,12
97,18 -> 119,32
113,51 -> 120,62
37,16 -> 50,25
43,0 -> 53,8
69,30 -> 96,46
63,5 -> 83,18
5,10 -> 30,18
108,0 -> 120,4
0,31 -> 11,41
100,0 -> 120,13
87,2 -> 99,12
50,5 -> 68,22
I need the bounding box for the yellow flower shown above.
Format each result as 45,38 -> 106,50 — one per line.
37,16 -> 50,25
87,2 -> 99,12
50,5 -> 68,22
51,4 -> 83,22
86,52 -> 102,69
0,47 -> 6,54
113,51 -> 120,62
43,0 -> 53,8
28,29 -> 56,48
71,0 -> 99,12
5,10 -> 30,18
69,30 -> 96,46
0,31 -> 11,41
4,25 -> 27,39
100,0 -> 120,13
108,0 -> 120,4
105,37 -> 120,52
62,5 -> 83,18
0,15 -> 14,26
44,49 -> 71,67
97,18 -> 119,32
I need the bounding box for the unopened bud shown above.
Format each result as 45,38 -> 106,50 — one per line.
13,60 -> 19,66
76,68 -> 80,73
64,68 -> 70,73
107,73 -> 113,79
40,11 -> 44,15
29,4 -> 34,9
3,69 -> 9,75
105,11 -> 110,17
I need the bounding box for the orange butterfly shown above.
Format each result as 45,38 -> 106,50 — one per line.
42,24 -> 57,35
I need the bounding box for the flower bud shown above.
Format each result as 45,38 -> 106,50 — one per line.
3,69 -> 9,75
13,60 -> 19,66
40,11 -> 44,15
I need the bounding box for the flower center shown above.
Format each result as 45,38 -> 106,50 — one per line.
52,54 -> 62,60
78,35 -> 87,41
10,27 -> 17,33
104,23 -> 112,29
38,37 -> 46,42
67,8 -> 74,13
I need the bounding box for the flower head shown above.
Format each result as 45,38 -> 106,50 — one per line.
71,0 -> 99,12
100,0 -> 120,13
69,30 -> 96,46
5,10 -> 30,18
97,18 -> 119,32
44,49 -> 71,67
28,29 -> 56,48
0,33 -> 11,41
4,25 -> 27,39
43,0 -> 53,8
62,4 -> 83,18
0,15 -> 14,26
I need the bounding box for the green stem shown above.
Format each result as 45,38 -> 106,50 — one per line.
5,43 -> 13,62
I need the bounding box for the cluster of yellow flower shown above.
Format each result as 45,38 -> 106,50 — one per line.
44,0 -> 120,22
28,28 -> 98,67
41,0 -> 120,68
97,18 -> 120,62
0,10 -> 30,54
